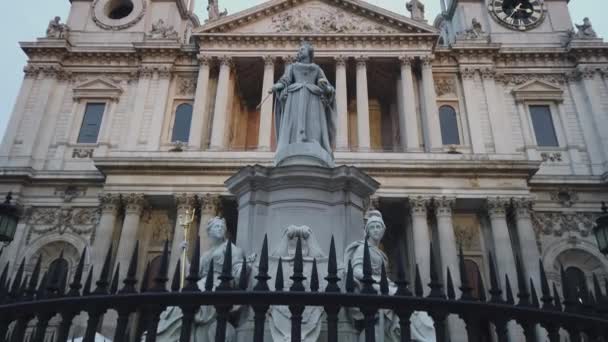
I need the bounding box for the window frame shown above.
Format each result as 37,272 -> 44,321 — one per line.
525,101 -> 566,150
438,104 -> 462,146
70,100 -> 110,146
167,100 -> 194,145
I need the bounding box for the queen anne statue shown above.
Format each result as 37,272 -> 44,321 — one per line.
271,42 -> 336,167
344,210 -> 436,342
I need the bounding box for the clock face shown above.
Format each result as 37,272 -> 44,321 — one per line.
488,0 -> 545,31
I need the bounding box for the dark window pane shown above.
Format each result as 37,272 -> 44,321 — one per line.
171,103 -> 193,143
529,105 -> 558,147
77,103 -> 105,144
439,105 -> 460,145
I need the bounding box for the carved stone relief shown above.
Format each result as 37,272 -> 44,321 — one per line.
453,214 -> 482,251
270,7 -> 398,34
434,77 -> 457,97
496,74 -> 567,86
550,188 -> 579,208
143,210 -> 174,245
26,207 -> 101,244
54,186 -> 87,203
72,148 -> 94,159
177,77 -> 196,96
532,212 -> 599,238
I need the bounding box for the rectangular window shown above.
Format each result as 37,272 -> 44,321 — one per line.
529,105 -> 558,147
77,103 -> 105,144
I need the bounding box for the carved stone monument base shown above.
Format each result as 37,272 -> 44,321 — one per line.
226,164 -> 379,262
275,142 -> 335,168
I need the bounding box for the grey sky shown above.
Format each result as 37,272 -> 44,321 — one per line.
0,0 -> 605,140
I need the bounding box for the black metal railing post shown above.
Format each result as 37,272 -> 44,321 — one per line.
289,237 -> 306,342
324,236 -> 341,342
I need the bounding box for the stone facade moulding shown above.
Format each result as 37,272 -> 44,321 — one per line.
72,77 -> 124,102
511,79 -> 565,103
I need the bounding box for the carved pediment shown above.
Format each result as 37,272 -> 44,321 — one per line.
196,0 -> 437,35
512,79 -> 564,103
73,78 -> 123,101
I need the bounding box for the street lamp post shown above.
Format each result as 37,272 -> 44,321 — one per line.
594,202 -> 608,256
0,192 -> 19,247
178,208 -> 196,288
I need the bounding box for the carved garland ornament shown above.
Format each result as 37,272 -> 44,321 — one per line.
271,8 -> 398,34
26,207 -> 101,244
531,211 -> 599,238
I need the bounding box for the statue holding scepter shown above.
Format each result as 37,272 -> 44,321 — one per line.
270,42 -> 337,167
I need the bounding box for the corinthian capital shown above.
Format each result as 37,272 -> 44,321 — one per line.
199,193 -> 220,216
197,54 -> 212,66
486,197 -> 509,218
218,55 -> 233,67
123,193 -> 146,215
335,55 -> 347,67
409,196 -> 431,216
263,55 -> 275,67
98,193 -> 121,215
355,56 -> 369,68
175,193 -> 197,213
512,197 -> 534,219
421,55 -> 434,67
399,55 -> 415,67
434,196 -> 455,217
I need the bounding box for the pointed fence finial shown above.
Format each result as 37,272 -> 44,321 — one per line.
238,256 -> 248,291
428,245 -> 444,299
83,267 -> 93,296
552,283 -> 563,312
120,241 -> 139,294
140,262 -> 151,293
68,247 -> 87,297
530,279 -> 540,308
171,260 -> 181,292
110,264 -> 120,295
94,244 -> 113,294
26,256 -> 42,299
458,245 -> 473,301
217,240 -> 233,291
488,253 -> 502,303
151,240 -> 170,292
10,258 -> 25,298
325,236 -> 340,293
394,248 -> 411,297
290,237 -> 306,292
205,259 -> 215,291
311,258 -> 320,292
477,269 -> 487,302
380,261 -> 389,295
539,259 -> 554,310
505,274 -> 515,305
345,260 -> 355,293
254,235 -> 270,292
184,236 -> 201,292
446,268 -> 456,300
361,237 -> 376,294
275,257 -> 284,292
515,257 -> 530,307
414,264 -> 424,297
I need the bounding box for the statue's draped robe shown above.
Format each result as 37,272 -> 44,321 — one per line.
345,241 -> 436,342
155,241 -> 245,342
274,62 -> 336,156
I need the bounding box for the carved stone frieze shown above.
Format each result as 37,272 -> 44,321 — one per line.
72,148 -> 94,159
54,186 -> 86,203
496,73 -> 567,86
454,222 -> 480,251
270,7 -> 398,34
434,77 -> 457,97
540,152 -> 563,163
550,188 -> 579,208
177,77 -> 196,96
143,211 -> 174,244
532,211 -> 599,238
26,206 -> 101,244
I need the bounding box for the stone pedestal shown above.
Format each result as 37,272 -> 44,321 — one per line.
225,164 -> 379,260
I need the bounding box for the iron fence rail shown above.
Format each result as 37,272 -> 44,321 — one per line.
0,235 -> 607,342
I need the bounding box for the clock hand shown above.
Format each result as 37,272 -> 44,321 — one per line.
507,3 -> 522,19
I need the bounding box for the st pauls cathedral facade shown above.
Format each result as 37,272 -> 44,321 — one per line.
0,0 -> 607,340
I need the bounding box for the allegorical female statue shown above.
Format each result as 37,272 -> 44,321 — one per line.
155,217 -> 246,342
271,42 -> 336,166
344,210 -> 436,342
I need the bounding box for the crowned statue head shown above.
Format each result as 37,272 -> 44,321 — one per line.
296,41 -> 315,64
364,210 -> 386,244
206,216 -> 228,243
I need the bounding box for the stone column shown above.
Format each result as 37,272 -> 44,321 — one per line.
512,198 -> 541,287
410,197 -> 431,295
420,56 -> 442,151
481,68 -> 511,154
209,56 -> 233,150
258,56 -> 275,151
21,69 -> 58,157
579,68 -> 608,173
91,193 -> 121,269
148,67 -> 173,150
335,56 -> 349,150
115,194 -> 146,279
434,197 -> 460,290
198,193 -> 220,252
486,198 -> 518,288
399,56 -> 421,152
189,56 -> 212,149
355,57 -> 371,151
459,68 -> 486,154
127,67 -> 152,149
0,68 -> 36,157
169,193 -> 197,279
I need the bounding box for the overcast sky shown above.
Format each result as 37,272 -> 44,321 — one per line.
0,0 -> 605,140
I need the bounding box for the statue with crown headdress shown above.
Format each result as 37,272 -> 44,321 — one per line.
344,210 -> 436,342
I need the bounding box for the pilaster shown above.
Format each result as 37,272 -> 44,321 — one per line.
409,196 -> 431,295
481,67 -> 511,154
335,56 -> 349,151
115,193 -> 146,279
355,56 -> 371,151
92,193 -> 121,270
420,56 -> 442,151
258,56 -> 276,151
460,68 -> 486,154
512,198 -> 541,287
209,56 -> 233,150
189,55 -> 213,150
147,67 -> 173,151
486,197 -> 517,290
399,56 -> 421,152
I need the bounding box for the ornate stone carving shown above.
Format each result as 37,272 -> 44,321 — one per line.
486,197 -> 509,218
46,16 -> 69,39
480,68 -> 496,80
399,56 -> 415,67
271,8 -> 398,34
218,55 -> 233,67
434,197 -> 455,217
356,56 -> 369,68
263,55 -> 275,67
334,56 -> 347,67
197,55 -> 212,66
26,207 -> 101,244
496,73 -> 567,86
145,211 -> 174,243
207,0 -> 228,22
199,193 -> 220,216
572,17 -> 598,39
512,198 -> 533,219
123,193 -> 146,215
409,196 -> 430,216
72,148 -> 94,159
550,188 -> 579,208
98,193 -> 121,214
54,186 -> 86,203
421,55 -> 434,67
454,222 -> 480,251
434,77 -> 456,97
540,152 -> 563,163
147,19 -> 179,40
460,68 -> 477,80
532,211 -> 599,238
457,18 -> 488,41
406,0 -> 425,22
174,193 -> 197,212
177,77 -> 196,96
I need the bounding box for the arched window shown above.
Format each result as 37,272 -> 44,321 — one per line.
439,105 -> 460,145
47,257 -> 69,292
566,266 -> 588,294
145,256 -> 163,290
171,103 -> 193,143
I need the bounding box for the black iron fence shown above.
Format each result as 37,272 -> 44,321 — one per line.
0,235 -> 607,342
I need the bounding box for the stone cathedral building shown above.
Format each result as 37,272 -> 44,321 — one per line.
0,0 -> 607,340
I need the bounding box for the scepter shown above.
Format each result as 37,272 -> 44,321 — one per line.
177,208 -> 196,288
256,89 -> 274,110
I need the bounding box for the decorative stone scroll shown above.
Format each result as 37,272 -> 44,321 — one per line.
26,207 -> 101,244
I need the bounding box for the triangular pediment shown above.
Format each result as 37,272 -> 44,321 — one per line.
196,0 -> 437,35
73,78 -> 123,101
512,79 -> 564,102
